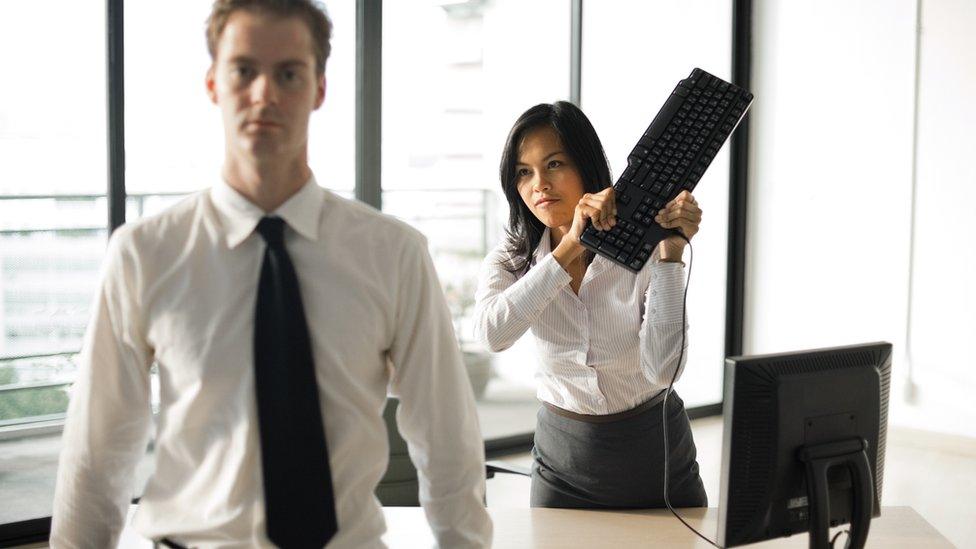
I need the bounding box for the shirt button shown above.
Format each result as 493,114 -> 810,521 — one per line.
651,308 -> 657,315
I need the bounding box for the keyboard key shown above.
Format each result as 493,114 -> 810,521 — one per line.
599,242 -> 620,256
645,93 -> 686,140
621,165 -> 638,182
634,163 -> 652,184
580,231 -> 602,248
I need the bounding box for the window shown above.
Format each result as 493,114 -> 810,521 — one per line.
124,0 -> 356,221
1,0 -> 752,539
381,0 -> 571,439
746,1 -> 915,356
582,0 -> 733,408
0,0 -> 108,527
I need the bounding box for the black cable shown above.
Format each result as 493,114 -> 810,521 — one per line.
830,529 -> 850,548
660,233 -> 725,549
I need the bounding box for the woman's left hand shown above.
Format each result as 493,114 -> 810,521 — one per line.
654,190 -> 702,262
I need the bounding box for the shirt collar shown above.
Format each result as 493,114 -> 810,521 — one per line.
210,174 -> 325,249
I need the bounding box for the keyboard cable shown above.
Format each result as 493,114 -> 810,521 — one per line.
660,231 -> 726,548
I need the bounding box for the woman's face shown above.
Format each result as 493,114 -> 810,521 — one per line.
515,126 -> 585,230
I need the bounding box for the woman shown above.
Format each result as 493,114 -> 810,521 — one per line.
474,101 -> 707,509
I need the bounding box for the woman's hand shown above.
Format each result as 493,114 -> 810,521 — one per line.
654,190 -> 702,262
575,187 -> 617,233
553,187 -> 616,267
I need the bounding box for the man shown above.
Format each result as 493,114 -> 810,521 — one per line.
51,1 -> 492,547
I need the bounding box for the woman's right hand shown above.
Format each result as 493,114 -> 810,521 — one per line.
567,186 -> 617,243
554,187 -> 617,265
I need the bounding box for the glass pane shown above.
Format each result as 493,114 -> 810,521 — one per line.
124,0 -> 356,218
744,0 -> 920,402
582,0 -> 733,409
382,0 -> 571,439
746,2 -> 916,374
0,0 -> 108,527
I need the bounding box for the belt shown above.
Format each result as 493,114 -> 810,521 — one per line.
543,390 -> 668,424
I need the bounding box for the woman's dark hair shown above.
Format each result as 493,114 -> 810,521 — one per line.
498,101 -> 613,275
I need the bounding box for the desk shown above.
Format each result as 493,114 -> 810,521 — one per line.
382,506 -> 952,548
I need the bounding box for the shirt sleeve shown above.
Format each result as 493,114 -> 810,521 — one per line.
472,245 -> 572,352
387,233 -> 493,549
637,260 -> 690,388
50,228 -> 154,548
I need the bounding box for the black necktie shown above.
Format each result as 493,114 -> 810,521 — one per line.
254,216 -> 337,548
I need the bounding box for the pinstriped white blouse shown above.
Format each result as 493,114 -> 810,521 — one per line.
473,227 -> 689,415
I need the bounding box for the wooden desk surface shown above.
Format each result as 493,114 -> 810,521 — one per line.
382,506 -> 953,548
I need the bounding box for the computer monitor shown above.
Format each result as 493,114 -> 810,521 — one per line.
717,342 -> 891,549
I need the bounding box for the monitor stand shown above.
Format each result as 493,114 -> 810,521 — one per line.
797,438 -> 874,549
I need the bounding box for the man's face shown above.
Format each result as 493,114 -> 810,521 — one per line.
206,10 -> 325,160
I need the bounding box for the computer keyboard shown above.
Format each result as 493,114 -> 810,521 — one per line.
580,68 -> 753,273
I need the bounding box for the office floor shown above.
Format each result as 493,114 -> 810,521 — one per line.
488,416 -> 976,549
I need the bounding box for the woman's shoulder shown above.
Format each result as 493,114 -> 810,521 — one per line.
481,238 -> 528,279
483,239 -> 514,266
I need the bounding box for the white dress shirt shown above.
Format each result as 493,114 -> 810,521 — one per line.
473,228 -> 688,416
51,176 -> 492,548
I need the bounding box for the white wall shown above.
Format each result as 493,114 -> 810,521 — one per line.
900,0 -> 976,436
748,0 -> 976,438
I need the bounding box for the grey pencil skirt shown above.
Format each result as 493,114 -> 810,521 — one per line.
530,390 -> 707,509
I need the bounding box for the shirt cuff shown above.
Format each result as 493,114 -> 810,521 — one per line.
646,261 -> 686,324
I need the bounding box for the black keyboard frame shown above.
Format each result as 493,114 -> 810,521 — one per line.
580,68 -> 754,273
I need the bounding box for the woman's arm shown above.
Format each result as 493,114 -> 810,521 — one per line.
638,191 -> 701,387
473,246 -> 572,352
637,260 -> 690,387
474,186 -> 618,352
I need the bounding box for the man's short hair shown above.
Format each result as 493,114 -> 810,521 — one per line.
206,0 -> 333,75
